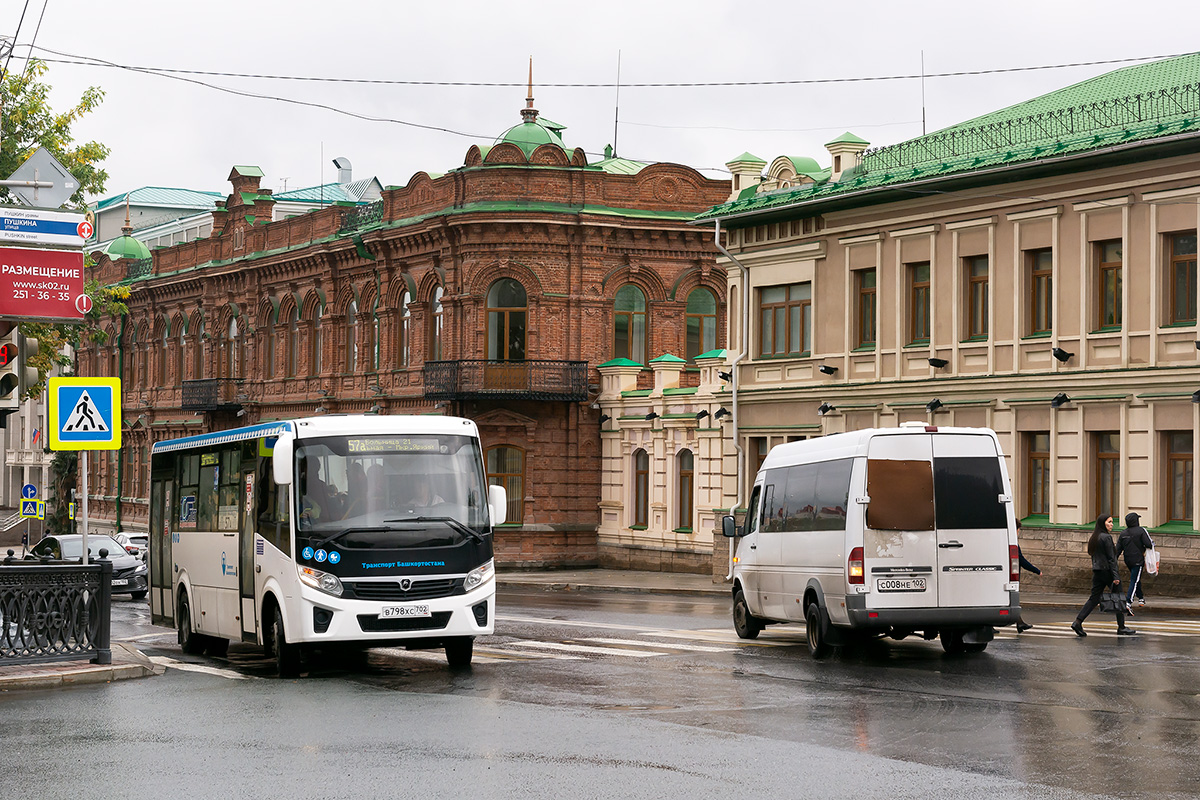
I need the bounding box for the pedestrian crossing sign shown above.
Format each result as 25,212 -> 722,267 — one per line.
48,377 -> 122,451
19,499 -> 38,518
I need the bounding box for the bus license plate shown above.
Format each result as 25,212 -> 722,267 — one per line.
379,605 -> 431,619
877,577 -> 926,592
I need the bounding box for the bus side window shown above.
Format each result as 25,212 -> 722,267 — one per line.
257,458 -> 291,556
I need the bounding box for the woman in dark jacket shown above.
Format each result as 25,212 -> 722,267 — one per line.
1072,514 -> 1136,637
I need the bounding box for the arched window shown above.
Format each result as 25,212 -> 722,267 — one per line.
677,450 -> 694,531
686,287 -> 718,361
486,445 -> 525,523
429,287 -> 443,361
487,278 -> 527,360
613,284 -> 647,363
222,318 -> 240,380
345,300 -> 358,372
158,323 -> 168,384
310,304 -> 323,377
124,327 -> 137,386
397,290 -> 411,368
137,328 -> 148,388
192,322 -> 204,380
286,307 -> 300,378
633,449 -> 649,527
176,325 -> 185,384
370,307 -> 380,371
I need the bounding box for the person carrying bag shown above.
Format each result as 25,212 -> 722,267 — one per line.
1072,514 -> 1136,637
1117,512 -> 1155,610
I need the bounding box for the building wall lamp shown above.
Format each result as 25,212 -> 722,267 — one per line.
1051,347 -> 1074,363
927,357 -> 949,369
713,407 -> 730,420
695,410 -> 710,421
817,402 -> 835,416
926,398 -> 943,413
818,364 -> 838,376
1050,393 -> 1070,408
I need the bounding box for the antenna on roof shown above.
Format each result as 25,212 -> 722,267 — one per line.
612,49 -> 622,158
920,50 -> 927,136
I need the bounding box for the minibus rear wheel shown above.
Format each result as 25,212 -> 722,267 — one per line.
733,589 -> 762,640
805,602 -> 833,659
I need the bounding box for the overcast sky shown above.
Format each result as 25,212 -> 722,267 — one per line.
4,0 -> 1199,202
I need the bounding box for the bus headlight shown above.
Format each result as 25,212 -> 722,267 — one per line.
299,566 -> 343,597
464,560 -> 494,592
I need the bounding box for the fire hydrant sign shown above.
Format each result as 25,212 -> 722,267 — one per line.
48,377 -> 122,450
0,246 -> 86,322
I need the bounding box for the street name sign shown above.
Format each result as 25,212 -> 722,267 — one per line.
0,246 -> 86,322
49,377 -> 122,450
0,207 -> 89,248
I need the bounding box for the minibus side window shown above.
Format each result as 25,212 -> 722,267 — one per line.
814,458 -> 853,531
745,485 -> 761,535
762,472 -> 783,532
782,464 -> 817,531
866,459 -> 935,531
933,457 -> 1006,529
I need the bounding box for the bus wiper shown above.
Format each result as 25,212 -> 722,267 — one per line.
314,526 -> 394,546
384,516 -> 486,543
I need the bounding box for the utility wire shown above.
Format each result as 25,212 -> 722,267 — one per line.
19,0 -> 50,81
22,44 -> 1197,89
0,0 -> 33,81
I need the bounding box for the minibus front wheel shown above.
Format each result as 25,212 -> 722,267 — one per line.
732,589 -> 763,640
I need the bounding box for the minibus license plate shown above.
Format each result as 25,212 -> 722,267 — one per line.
379,605 -> 431,619
877,577 -> 926,592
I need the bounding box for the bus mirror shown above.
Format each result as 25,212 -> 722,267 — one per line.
721,515 -> 738,538
488,485 -> 508,525
272,433 -> 294,486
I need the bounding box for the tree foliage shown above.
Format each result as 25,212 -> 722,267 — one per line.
1,59 -> 109,207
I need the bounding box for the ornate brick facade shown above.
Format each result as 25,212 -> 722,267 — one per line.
80,107 -> 730,568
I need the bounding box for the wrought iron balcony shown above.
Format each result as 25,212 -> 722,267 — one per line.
181,378 -> 243,411
424,360 -> 588,402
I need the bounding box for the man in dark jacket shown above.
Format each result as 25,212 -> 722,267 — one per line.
1117,512 -> 1154,609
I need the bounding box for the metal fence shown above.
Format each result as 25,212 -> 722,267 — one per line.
0,552 -> 113,665
424,359 -> 589,402
339,200 -> 385,232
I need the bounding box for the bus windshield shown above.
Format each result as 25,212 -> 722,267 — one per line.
293,433 -> 489,543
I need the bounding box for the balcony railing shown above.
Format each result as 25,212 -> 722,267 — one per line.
181,378 -> 243,411
424,360 -> 588,402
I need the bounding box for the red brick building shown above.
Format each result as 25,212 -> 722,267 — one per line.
81,94 -> 729,567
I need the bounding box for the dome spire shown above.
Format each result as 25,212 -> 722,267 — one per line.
521,56 -> 538,123
122,192 -> 133,237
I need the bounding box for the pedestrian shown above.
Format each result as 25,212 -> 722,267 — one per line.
1015,519 -> 1042,633
1071,514 -> 1136,637
1117,512 -> 1154,612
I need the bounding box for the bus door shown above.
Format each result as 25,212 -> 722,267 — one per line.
150,476 -> 175,629
239,469 -> 257,641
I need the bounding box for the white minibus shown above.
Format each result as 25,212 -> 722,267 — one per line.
149,415 -> 506,675
722,424 -> 1020,657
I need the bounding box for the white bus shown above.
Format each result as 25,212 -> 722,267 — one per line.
723,424 -> 1020,658
149,415 -> 506,675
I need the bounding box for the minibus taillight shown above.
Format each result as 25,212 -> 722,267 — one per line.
1009,545 -> 1020,582
848,547 -> 865,585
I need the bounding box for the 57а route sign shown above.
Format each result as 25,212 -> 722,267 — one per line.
48,377 -> 122,451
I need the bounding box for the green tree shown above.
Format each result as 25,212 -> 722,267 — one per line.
1,58 -> 109,207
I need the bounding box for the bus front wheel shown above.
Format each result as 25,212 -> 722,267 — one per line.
445,637 -> 473,670
273,607 -> 302,678
178,593 -> 205,655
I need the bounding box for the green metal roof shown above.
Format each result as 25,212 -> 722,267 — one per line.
232,165 -> 265,178
825,131 -> 869,146
93,187 -> 223,212
275,183 -> 360,203
694,348 -> 727,360
649,353 -> 686,364
701,52 -> 1200,222
590,156 -> 650,175
728,151 -> 766,164
597,358 -> 644,368
496,116 -> 570,157
106,235 -> 152,261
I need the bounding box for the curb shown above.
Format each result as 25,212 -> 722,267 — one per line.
0,643 -> 164,692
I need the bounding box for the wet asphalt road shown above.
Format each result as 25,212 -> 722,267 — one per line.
3,589 -> 1199,799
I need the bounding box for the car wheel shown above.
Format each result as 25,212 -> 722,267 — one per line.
444,637 -> 474,670
273,606 -> 301,678
178,593 -> 205,655
940,629 -> 966,655
732,589 -> 763,640
805,601 -> 833,660
130,591 -> 147,601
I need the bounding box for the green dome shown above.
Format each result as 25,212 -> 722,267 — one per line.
496,117 -> 569,157
106,234 -> 152,261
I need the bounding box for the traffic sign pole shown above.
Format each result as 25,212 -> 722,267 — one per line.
81,451 -> 88,566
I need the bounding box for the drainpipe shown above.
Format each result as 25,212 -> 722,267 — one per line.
713,218 -> 749,580
115,314 -> 125,533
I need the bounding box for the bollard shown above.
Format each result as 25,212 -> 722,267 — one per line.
92,550 -> 113,665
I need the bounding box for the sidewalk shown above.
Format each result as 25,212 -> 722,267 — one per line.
3,569 -> 1194,690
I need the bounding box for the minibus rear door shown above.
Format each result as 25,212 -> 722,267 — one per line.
863,434 -> 938,610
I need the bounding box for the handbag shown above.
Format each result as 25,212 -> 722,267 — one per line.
1144,549 -> 1160,576
1099,590 -> 1123,613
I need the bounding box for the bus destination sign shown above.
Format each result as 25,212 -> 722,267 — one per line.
0,246 -> 86,322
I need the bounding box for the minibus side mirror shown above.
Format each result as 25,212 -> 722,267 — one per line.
272,433 -> 294,486
721,515 -> 738,538
488,484 -> 508,526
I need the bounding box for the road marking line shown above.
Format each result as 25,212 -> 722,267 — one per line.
477,647 -> 582,661
586,636 -> 736,653
118,632 -> 178,642
497,614 -> 663,632
149,655 -> 249,680
507,640 -> 661,658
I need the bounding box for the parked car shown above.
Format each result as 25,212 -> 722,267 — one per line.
113,532 -> 148,562
25,535 -> 149,600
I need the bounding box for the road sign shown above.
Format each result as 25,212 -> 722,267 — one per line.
0,207 -> 89,248
0,246 -> 86,322
48,377 -> 122,450
37,500 -> 44,520
21,483 -> 36,499
69,501 -> 75,520
7,147 -> 78,208
19,499 -> 38,517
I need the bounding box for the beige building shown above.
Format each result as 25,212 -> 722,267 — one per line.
603,52 -> 1200,591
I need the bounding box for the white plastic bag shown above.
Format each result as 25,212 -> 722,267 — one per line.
1145,548 -> 1160,576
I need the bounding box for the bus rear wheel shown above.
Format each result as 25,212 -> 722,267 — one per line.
445,637 -> 474,670
273,607 -> 301,678
178,593 -> 206,655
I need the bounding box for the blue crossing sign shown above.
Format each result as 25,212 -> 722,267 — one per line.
48,377 -> 122,450
19,499 -> 40,518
